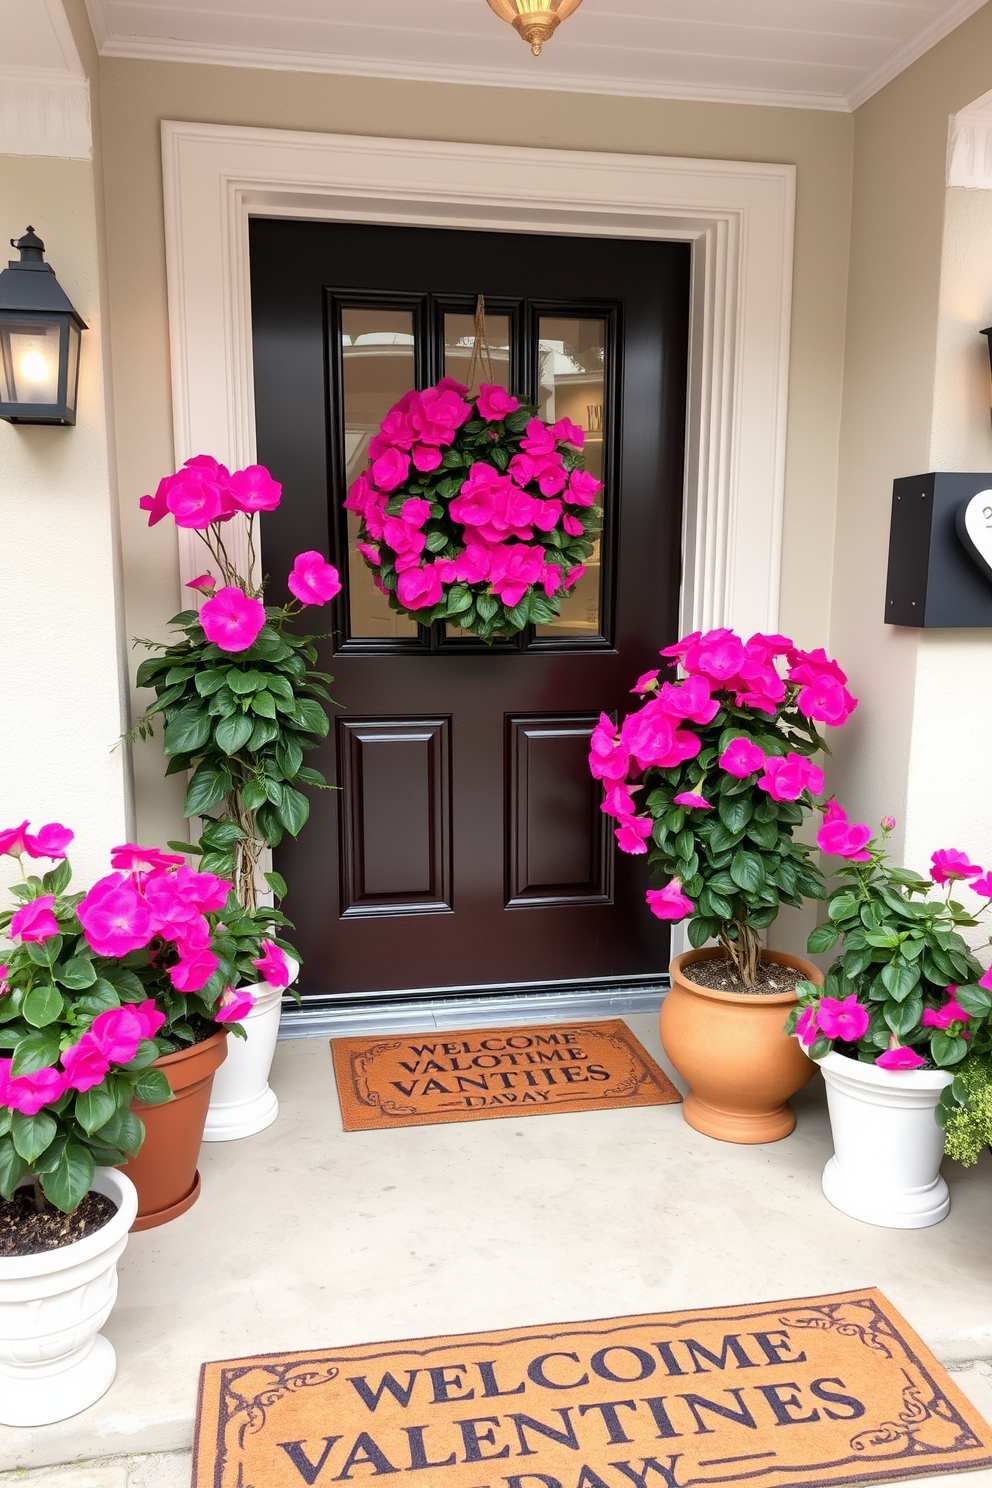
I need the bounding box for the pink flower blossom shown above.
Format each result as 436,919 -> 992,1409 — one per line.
215,987 -> 256,1023
10,895 -> 59,944
199,587 -> 266,653
631,670 -> 660,695
23,823 -> 73,860
562,513 -> 584,537
489,543 -> 545,608
0,821 -> 30,857
646,879 -> 694,922
477,385 -> 520,421
88,1006 -> 144,1064
816,801 -> 872,862
589,713 -> 630,784
450,465 -> 505,527
816,995 -> 870,1041
60,1036 -> 110,1093
601,783 -> 639,818
564,469 -> 602,507
875,1043 -> 926,1071
409,385 -> 472,446
796,1005 -> 819,1047
682,628 -> 748,682
552,417 -> 585,448
881,815 -> 897,832
0,1061 -> 66,1115
979,966 -> 992,992
371,448 -> 411,492
399,498 -> 432,529
170,866 -> 230,912
922,990 -> 970,1029
718,738 -> 766,778
139,474 -> 175,527
78,874 -> 153,957
165,466 -> 226,528
370,406 -> 416,456
169,948 -> 219,992
674,792 -> 712,809
412,444 -> 443,472
135,1000 -> 167,1040
520,418 -> 557,456
656,677 -> 720,726
396,564 -> 443,611
622,702 -> 701,771
615,815 -> 653,854
110,844 -> 184,873
186,573 -> 216,592
565,564 -> 586,588
788,648 -> 857,727
758,753 -> 825,803
252,939 -> 291,990
356,542 -> 381,565
227,464 -> 281,513
288,551 -> 342,607
344,470 -> 374,515
931,849 -> 984,885
542,563 -> 563,597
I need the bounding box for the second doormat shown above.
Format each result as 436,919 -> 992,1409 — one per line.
192,1288 -> 992,1488
331,1018 -> 681,1130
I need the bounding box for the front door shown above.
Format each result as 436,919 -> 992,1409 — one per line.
249,219 -> 689,1000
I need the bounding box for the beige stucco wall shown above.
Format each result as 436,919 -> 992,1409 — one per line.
831,4 -> 992,890
93,58 -> 854,848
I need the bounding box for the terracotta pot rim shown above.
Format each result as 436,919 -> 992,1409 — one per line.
151,1025 -> 227,1070
669,946 -> 823,1005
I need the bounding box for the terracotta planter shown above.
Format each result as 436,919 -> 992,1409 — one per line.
660,946 -> 821,1144
124,1028 -> 227,1231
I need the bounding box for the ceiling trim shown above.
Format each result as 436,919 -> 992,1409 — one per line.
0,68 -> 91,160
845,0 -> 989,111
93,28 -> 851,113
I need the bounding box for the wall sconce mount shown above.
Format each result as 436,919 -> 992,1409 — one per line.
0,228 -> 86,426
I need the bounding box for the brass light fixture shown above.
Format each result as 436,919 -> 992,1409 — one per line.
485,0 -> 584,55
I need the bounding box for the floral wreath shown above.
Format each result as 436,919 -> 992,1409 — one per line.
345,379 -> 604,640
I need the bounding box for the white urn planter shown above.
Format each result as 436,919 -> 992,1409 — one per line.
815,1050 -> 953,1229
203,958 -> 298,1142
0,1167 -> 138,1426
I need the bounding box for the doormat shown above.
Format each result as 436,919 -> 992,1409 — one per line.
330,1018 -> 680,1130
192,1288 -> 992,1488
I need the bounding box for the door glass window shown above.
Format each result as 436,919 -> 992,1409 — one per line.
534,317 -> 606,638
443,312 -> 511,395
341,306 -> 419,639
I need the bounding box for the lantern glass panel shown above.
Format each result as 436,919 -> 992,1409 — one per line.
0,318 -> 61,405
65,320 -> 80,413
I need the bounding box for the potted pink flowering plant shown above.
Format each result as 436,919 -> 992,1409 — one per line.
590,627 -> 857,1143
132,455 -> 340,1137
0,820 -> 250,1423
788,814 -> 992,1228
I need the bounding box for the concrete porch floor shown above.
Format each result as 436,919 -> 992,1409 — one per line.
2,1014 -> 992,1479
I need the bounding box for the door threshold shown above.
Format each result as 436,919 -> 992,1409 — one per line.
278,979 -> 670,1040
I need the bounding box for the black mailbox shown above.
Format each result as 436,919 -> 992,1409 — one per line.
884,471 -> 992,627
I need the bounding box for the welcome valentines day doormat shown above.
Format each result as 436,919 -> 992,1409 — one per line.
330,1018 -> 680,1130
192,1288 -> 992,1488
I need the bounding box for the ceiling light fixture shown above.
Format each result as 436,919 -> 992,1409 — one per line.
485,0 -> 584,56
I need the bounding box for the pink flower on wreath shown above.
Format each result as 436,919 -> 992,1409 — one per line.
399,497 -> 432,529
370,406 -> 417,456
816,801 -> 871,862
356,542 -> 381,566
758,753 -> 825,803
931,849 -> 984,885
565,469 -> 602,507
412,443 -> 443,472
78,874 -> 153,957
477,385 -> 519,421
10,895 -> 59,944
816,995 -> 870,1042
520,418 -> 557,457
562,513 -> 584,538
288,551 -> 342,607
589,713 -> 630,784
199,587 -> 266,653
646,879 -> 694,922
796,1005 -> 819,1047
409,385 -> 472,446
450,464 -> 505,527
615,815 -> 653,855
0,1060 -> 66,1115
227,465 -> 282,513
674,791 -> 712,810
565,564 -> 586,588
169,948 -> 219,993
371,448 -> 411,493
396,564 -> 443,611
876,1041 -> 926,1071
215,987 -> 257,1023
533,457 -> 568,498
344,470 -> 374,515
542,563 -> 563,597
490,544 -> 545,608
60,1037 -> 111,1093
252,939 -> 291,990
552,417 -> 585,448
719,738 -> 766,778
922,989 -> 970,1029
601,783 -> 640,818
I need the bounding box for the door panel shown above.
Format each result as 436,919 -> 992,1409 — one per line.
249,219 -> 689,1000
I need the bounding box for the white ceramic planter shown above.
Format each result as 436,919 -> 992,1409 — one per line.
203,958 -> 298,1142
0,1167 -> 138,1426
815,1050 -> 954,1229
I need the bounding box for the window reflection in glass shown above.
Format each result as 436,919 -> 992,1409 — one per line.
443,312 -> 511,396
535,317 -> 606,638
341,307 -> 419,638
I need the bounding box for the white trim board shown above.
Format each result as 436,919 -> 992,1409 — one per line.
161,122 -> 794,638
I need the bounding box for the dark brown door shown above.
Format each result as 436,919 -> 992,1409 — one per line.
249,219 -> 689,1002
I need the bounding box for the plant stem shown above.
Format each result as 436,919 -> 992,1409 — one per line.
228,789 -> 262,914
719,921 -> 761,989
31,1175 -> 45,1215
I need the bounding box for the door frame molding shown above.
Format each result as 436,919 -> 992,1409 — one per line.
161,120 -> 795,637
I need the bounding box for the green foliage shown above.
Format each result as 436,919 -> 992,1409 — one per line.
940,1055 -> 992,1165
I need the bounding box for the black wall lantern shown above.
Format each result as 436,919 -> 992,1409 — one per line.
982,324 -> 992,423
0,228 -> 86,426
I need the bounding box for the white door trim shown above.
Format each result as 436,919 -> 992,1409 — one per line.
161,120 -> 794,636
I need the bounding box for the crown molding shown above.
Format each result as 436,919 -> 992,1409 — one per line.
93,30 -> 850,113
0,68 -> 91,159
947,88 -> 992,188
845,0 -> 989,111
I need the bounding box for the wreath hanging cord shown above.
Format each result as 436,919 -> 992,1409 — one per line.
464,294 -> 497,394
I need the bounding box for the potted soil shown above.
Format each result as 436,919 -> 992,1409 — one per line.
589,627 -> 858,1142
0,820 -> 254,1236
790,821 -> 992,1228
131,457 -> 340,1137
